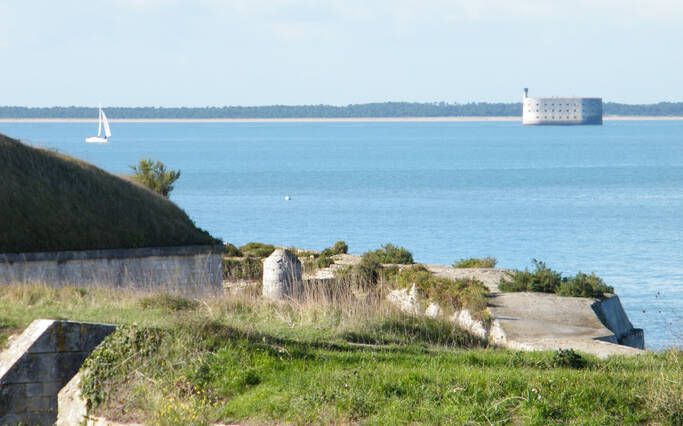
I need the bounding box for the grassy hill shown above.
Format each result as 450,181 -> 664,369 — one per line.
0,132 -> 219,253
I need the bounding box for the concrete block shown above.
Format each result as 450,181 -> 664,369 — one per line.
80,323 -> 116,352
42,381 -> 60,395
0,383 -> 28,413
26,382 -> 43,397
55,352 -> 89,387
3,353 -> 56,383
58,322 -> 84,352
28,324 -> 58,354
26,394 -> 51,411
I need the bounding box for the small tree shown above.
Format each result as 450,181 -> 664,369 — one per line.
129,158 -> 181,198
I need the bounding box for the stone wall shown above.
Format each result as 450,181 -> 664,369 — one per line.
0,245 -> 223,291
0,320 -> 116,425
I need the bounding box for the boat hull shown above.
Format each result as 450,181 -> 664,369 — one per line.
85,137 -> 108,143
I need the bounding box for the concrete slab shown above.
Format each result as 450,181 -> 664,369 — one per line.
424,265 -> 645,358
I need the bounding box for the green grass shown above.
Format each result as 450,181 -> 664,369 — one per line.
238,242 -> 276,258
0,133 -> 219,253
499,259 -> 615,299
1,284 -> 680,425
222,257 -> 263,281
369,243 -> 414,264
453,257 -> 498,268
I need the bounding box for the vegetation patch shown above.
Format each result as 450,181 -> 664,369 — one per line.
389,265 -> 490,318
0,133 -> 219,253
499,260 -> 614,298
453,257 -> 497,268
321,240 -> 349,257
238,242 -> 276,258
369,243 -> 414,264
128,158 -> 181,198
222,257 -> 263,281
224,243 -> 242,257
138,293 -> 199,311
1,284 -> 680,425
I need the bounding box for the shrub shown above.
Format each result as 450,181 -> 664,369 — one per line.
315,255 -> 335,269
239,242 -> 276,258
552,349 -> 587,369
453,257 -> 497,268
370,244 -> 414,264
129,158 -> 181,198
224,243 -> 242,257
500,260 -> 613,299
352,252 -> 383,288
499,259 -> 561,294
223,257 -> 263,281
321,240 -> 349,257
558,272 -> 614,298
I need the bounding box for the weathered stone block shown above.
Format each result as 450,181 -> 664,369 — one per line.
0,383 -> 28,413
263,249 -> 302,301
55,352 -> 89,387
42,381 -> 59,396
80,323 -> 117,352
25,382 -> 43,397
4,353 -> 56,384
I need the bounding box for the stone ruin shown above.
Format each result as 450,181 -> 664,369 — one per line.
262,249 -> 302,301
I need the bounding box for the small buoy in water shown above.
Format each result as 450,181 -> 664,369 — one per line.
285,195 -> 291,201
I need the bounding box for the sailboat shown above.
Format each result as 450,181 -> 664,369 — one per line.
85,106 -> 111,143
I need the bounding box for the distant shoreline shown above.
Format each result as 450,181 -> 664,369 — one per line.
1,116 -> 682,123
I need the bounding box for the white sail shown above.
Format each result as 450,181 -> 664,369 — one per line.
101,109 -> 111,138
97,107 -> 102,137
85,104 -> 111,143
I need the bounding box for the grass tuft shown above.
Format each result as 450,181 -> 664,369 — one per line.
453,257 -> 498,268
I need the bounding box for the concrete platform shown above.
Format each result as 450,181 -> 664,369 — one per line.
425,266 -> 645,358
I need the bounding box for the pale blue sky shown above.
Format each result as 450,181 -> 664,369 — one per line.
2,0 -> 682,106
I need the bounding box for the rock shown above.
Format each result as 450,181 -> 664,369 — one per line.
386,284 -> 422,315
262,249 -> 302,300
425,303 -> 441,318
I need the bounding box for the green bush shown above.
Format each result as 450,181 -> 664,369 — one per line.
321,240 -> 349,257
499,260 -> 613,299
499,259 -> 561,294
129,158 -> 181,198
351,252 -> 384,288
239,242 -> 276,258
552,349 -> 587,369
224,243 -> 242,257
558,272 -> 614,298
370,244 -> 414,264
453,257 -> 497,268
223,257 -> 263,281
315,255 -> 335,269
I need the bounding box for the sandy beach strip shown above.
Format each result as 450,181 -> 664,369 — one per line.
0,116 -> 682,123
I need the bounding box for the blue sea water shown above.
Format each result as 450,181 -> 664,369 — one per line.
2,120 -> 681,349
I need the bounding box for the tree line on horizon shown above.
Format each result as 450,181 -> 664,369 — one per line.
1,101 -> 682,118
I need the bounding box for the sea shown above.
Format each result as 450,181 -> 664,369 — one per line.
1,119 -> 681,349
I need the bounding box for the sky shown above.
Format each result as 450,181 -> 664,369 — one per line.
1,0 -> 682,106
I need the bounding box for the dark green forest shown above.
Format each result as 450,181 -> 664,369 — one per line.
1,101 -> 682,118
